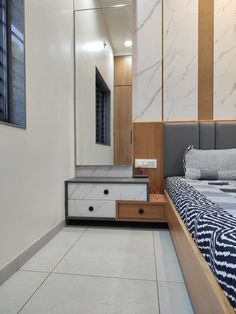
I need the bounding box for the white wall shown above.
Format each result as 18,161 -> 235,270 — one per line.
75,1 -> 114,165
0,0 -> 74,270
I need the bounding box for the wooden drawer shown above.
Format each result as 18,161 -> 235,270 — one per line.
117,203 -> 165,222
67,183 -> 148,201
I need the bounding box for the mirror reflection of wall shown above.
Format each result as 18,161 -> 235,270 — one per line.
75,1 -> 132,166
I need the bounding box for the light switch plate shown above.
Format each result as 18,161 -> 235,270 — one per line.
135,159 -> 157,169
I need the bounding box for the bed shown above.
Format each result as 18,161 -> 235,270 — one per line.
163,121 -> 236,314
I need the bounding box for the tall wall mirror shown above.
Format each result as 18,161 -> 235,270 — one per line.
75,1 -> 132,166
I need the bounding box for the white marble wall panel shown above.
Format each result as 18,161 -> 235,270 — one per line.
214,0 -> 236,119
163,0 -> 198,121
76,165 -> 132,178
132,0 -> 162,121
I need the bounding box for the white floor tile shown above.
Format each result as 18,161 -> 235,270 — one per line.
20,273 -> 159,314
21,227 -> 86,272
0,271 -> 47,314
158,281 -> 193,314
54,227 -> 156,280
1,227 -> 194,314
154,230 -> 184,283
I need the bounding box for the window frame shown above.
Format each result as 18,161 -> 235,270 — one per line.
95,66 -> 111,146
0,0 -> 26,129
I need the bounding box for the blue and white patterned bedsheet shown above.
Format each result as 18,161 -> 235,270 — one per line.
165,177 -> 236,311
184,178 -> 236,216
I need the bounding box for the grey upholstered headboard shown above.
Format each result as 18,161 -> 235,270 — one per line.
164,121 -> 236,178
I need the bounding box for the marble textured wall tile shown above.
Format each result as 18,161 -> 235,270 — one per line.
76,165 -> 132,178
68,200 -> 116,218
68,183 -> 147,201
163,0 -> 198,121
214,0 -> 236,119
132,0 -> 162,121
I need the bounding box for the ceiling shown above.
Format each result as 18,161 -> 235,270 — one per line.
98,4 -> 132,55
95,0 -> 132,6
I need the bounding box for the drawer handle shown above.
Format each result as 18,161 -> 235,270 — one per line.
138,208 -> 144,215
104,189 -> 109,195
88,206 -> 94,212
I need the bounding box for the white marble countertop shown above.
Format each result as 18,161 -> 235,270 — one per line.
66,177 -> 149,184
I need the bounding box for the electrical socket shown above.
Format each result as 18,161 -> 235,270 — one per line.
135,159 -> 157,169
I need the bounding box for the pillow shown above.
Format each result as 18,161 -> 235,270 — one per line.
183,147 -> 236,180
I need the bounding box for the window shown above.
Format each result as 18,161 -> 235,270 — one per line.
0,0 -> 25,128
95,67 -> 110,145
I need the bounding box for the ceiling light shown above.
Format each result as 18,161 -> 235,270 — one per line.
124,40 -> 132,47
83,41 -> 107,52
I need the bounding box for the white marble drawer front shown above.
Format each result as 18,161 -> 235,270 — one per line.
68,200 -> 116,218
68,183 -> 147,201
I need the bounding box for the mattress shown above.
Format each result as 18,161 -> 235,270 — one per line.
166,176 -> 236,311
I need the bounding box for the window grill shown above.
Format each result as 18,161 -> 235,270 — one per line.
0,0 -> 25,128
0,0 -> 8,122
95,67 -> 111,146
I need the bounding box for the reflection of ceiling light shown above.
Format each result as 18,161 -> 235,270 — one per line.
124,40 -> 132,47
114,4 -> 128,7
83,41 -> 107,52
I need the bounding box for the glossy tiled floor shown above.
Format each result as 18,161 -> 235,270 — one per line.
0,227 -> 193,314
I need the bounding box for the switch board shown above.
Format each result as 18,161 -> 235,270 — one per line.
135,159 -> 157,169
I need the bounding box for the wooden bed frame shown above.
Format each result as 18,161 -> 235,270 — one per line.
165,191 -> 235,314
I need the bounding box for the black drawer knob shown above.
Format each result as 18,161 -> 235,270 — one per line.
88,206 -> 94,212
138,208 -> 144,215
104,189 -> 109,195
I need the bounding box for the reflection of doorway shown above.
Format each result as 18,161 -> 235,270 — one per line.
114,56 -> 132,165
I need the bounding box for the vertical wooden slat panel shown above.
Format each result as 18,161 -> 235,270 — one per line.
114,86 -> 132,165
114,56 -> 132,165
198,0 -> 214,120
114,56 -> 132,86
133,122 -> 164,193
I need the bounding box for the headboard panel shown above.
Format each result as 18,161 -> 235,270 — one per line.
216,122 -> 236,149
199,122 -> 215,149
164,122 -> 199,178
164,121 -> 236,178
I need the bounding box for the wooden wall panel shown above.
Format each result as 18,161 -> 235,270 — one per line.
133,122 -> 164,193
198,0 -> 214,120
114,56 -> 132,165
114,86 -> 132,165
114,56 -> 132,86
